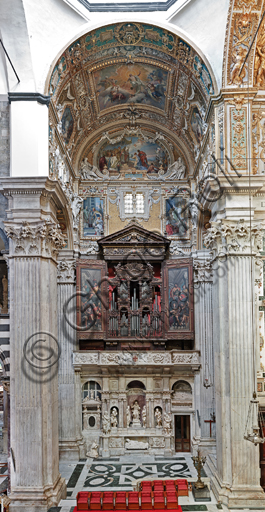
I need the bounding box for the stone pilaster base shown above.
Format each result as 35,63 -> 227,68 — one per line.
59,439 -> 85,461
9,475 -> 66,512
206,454 -> 265,508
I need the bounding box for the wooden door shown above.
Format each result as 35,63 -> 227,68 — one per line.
175,415 -> 190,452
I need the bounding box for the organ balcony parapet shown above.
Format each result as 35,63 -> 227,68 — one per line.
73,350 -> 200,371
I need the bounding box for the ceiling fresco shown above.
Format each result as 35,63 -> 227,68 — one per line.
48,22 -> 215,181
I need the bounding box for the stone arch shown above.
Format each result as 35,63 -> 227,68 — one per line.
172,380 -> 192,393
126,380 -> 146,390
45,20 -> 218,190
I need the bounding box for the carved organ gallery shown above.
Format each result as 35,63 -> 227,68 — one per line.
2,2 -> 265,510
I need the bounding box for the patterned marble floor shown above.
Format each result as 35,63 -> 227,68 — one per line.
55,454 -> 220,512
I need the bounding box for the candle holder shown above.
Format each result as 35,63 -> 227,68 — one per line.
191,450 -> 206,489
191,450 -> 211,502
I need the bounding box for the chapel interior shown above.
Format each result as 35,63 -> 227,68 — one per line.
1,0 -> 265,511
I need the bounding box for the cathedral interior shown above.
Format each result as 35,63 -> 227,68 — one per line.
1,0 -> 265,510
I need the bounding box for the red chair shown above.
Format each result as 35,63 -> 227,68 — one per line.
77,492 -> 89,511
115,492 -> 127,510
103,492 -> 115,510
128,492 -> 140,510
166,491 -> 178,509
142,481 -> 153,489
90,492 -> 102,510
140,491 -> 153,510
164,481 -> 175,489
153,491 -> 165,510
176,480 -> 188,497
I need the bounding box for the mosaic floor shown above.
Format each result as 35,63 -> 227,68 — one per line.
55,454 -> 222,512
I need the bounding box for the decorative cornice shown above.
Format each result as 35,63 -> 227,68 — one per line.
4,221 -> 65,259
203,219 -> 264,256
8,92 -> 51,106
77,0 -> 180,12
57,259 -> 76,283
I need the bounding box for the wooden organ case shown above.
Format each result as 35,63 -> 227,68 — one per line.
76,223 -> 194,350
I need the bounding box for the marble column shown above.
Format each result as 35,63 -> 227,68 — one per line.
2,178 -> 67,512
57,256 -> 83,460
204,219 -> 265,508
193,255 -> 215,447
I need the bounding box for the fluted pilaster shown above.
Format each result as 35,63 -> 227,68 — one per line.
203,219 -> 265,508
57,258 -> 83,459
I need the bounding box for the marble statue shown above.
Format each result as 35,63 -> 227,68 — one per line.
80,157 -> 110,181
125,439 -> 149,450
86,441 -> 99,458
155,407 -> 163,428
110,407 -> 118,428
166,157 -> 186,179
163,413 -> 172,435
142,405 -> 147,428
102,412 -> 111,434
83,410 -> 89,430
71,193 -> 83,230
131,401 -> 141,427
127,405 -> 131,427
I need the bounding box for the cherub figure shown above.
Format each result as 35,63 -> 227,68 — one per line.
256,44 -> 265,86
229,46 -> 247,85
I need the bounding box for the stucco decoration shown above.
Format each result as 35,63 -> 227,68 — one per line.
223,0 -> 264,88
48,22 -> 215,183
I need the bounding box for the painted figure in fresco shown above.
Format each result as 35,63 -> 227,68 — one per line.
99,155 -> 107,171
98,136 -> 169,174
95,64 -> 167,110
137,150 -> 148,168
169,268 -> 190,330
166,198 -> 188,237
81,279 -> 102,330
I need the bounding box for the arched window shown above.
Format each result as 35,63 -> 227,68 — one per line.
82,380 -> 101,401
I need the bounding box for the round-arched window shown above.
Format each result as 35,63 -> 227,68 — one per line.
83,380 -> 101,401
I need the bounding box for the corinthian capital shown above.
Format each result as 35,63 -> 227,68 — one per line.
193,258 -> 213,283
5,220 -> 65,258
57,259 -> 76,283
203,219 -> 263,256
